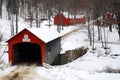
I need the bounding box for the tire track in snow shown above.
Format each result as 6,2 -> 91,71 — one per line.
0,64 -> 25,80
22,70 -> 53,80
0,63 -> 37,80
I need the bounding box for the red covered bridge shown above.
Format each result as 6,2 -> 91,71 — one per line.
7,28 -> 61,65
54,13 -> 86,26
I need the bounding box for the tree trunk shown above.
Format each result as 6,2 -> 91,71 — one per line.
92,21 -> 95,50
15,0 -> 19,34
109,18 -> 112,32
0,0 -> 2,18
100,25 -> 104,48
103,26 -> 107,49
97,18 -> 101,41
57,25 -> 60,33
30,9 -> 33,28
87,16 -> 92,46
11,14 -> 14,36
16,13 -> 18,34
36,7 -> 39,28
109,24 -> 112,32
30,15 -> 33,28
61,11 -> 64,30
7,0 -> 11,20
74,12 -> 76,26
48,17 -> 51,28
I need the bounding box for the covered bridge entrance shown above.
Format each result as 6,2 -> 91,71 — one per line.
13,42 -> 41,64
7,28 -> 61,65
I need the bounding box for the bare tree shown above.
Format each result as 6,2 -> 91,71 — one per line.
0,0 -> 3,18
112,0 -> 120,40
0,32 -> 3,49
15,0 -> 19,34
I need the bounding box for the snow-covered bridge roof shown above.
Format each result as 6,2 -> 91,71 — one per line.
7,27 -> 61,43
26,27 -> 60,43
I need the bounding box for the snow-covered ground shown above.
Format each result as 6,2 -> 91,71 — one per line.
33,26 -> 120,80
0,4 -> 120,80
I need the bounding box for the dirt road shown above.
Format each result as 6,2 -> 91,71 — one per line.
61,24 -> 86,41
0,63 -> 52,80
61,24 -> 86,46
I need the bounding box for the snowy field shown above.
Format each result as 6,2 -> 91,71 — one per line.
0,5 -> 120,80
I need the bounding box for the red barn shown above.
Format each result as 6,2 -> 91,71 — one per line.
54,13 -> 69,26
7,28 -> 61,65
69,16 -> 86,25
105,12 -> 111,20
54,13 -> 86,26
104,12 -> 117,25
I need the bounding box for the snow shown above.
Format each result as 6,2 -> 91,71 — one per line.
27,27 -> 60,43
0,4 -> 120,80
61,29 -> 87,53
0,66 -> 16,77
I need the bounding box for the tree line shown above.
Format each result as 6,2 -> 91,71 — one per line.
0,0 -> 119,35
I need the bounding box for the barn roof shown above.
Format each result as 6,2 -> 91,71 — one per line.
7,27 -> 61,43
55,13 -> 66,18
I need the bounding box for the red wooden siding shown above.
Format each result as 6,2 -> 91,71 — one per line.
54,13 -> 69,26
54,13 -> 86,26
7,29 -> 46,65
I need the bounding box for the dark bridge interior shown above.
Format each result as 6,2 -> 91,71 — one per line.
12,42 -> 41,64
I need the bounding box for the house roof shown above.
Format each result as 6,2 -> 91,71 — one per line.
7,27 -> 61,43
55,13 -> 66,18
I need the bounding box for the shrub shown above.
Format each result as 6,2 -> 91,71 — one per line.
102,66 -> 120,73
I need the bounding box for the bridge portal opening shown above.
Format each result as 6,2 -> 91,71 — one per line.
12,42 -> 42,65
